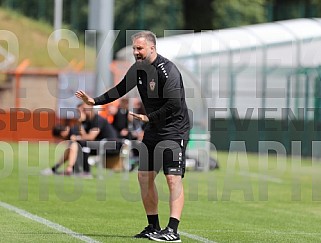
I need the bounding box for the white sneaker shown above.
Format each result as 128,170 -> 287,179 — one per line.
40,168 -> 53,176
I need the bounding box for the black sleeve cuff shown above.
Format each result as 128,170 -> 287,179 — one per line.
93,95 -> 107,105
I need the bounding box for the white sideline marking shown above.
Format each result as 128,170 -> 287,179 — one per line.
0,201 -> 100,243
180,231 -> 217,243
0,201 -> 217,243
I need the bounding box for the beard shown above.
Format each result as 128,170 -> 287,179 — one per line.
135,53 -> 152,64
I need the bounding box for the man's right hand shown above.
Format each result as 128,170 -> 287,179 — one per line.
129,111 -> 149,123
75,90 -> 95,105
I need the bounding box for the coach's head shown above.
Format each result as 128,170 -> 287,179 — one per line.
131,31 -> 157,64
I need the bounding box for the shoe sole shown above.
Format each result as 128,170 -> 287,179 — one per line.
149,236 -> 181,242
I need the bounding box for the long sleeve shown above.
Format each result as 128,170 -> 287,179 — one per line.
135,54 -> 190,140
147,96 -> 181,123
94,65 -> 138,105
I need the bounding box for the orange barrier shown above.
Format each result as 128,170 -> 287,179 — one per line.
0,60 -> 132,141
0,109 -> 56,141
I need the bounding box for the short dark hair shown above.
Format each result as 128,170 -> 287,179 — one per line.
131,31 -> 157,46
52,124 -> 67,138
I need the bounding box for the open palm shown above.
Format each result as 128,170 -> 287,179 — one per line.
75,90 -> 95,105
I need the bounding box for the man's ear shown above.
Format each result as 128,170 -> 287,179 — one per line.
151,45 -> 156,53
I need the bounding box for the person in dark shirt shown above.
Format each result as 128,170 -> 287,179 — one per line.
111,97 -> 144,140
75,102 -> 119,176
75,31 -> 190,242
80,102 -> 118,141
111,98 -> 131,139
41,103 -> 86,176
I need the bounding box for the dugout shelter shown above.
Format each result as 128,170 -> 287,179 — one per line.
117,19 -> 321,157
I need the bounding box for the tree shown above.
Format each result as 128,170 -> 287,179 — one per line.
273,0 -> 319,20
182,0 -> 214,31
212,0 -> 267,29
114,0 -> 184,53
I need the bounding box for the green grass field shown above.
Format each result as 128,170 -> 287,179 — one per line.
1,141 -> 321,242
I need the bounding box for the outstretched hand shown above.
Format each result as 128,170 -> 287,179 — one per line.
129,111 -> 149,123
75,90 -> 95,105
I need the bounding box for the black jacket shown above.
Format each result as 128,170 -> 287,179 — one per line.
94,54 -> 190,141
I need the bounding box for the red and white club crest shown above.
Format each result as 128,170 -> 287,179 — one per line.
149,79 -> 156,91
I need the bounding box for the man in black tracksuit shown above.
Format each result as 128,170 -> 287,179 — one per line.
76,31 -> 190,242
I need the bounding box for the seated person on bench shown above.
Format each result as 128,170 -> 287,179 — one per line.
41,103 -> 87,175
75,102 -> 120,172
